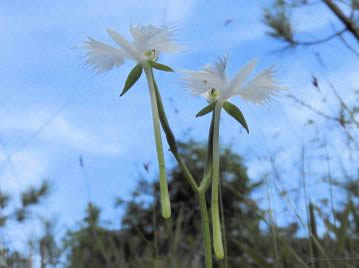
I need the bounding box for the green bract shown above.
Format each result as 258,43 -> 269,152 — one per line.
120,64 -> 143,96
196,101 -> 217,117
223,101 -> 249,134
148,61 -> 174,72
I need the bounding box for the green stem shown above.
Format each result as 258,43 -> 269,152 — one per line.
150,69 -> 199,193
198,190 -> 213,268
199,112 -> 215,193
212,103 -> 224,259
219,181 -> 228,268
143,65 -> 171,219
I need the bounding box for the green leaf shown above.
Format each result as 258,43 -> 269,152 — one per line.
223,101 -> 249,134
148,61 -> 174,72
196,101 -> 217,117
151,69 -> 178,154
120,64 -> 143,96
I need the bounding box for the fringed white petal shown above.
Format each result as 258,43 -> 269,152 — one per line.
236,66 -> 283,104
130,24 -> 181,54
106,28 -> 142,62
224,59 -> 257,99
83,38 -> 126,73
213,55 -> 228,81
181,69 -> 226,96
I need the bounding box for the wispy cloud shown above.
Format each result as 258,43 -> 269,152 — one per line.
0,149 -> 48,193
165,0 -> 197,22
0,110 -> 122,155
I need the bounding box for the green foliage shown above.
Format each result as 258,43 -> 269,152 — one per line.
21,180 -> 50,207
152,71 -> 178,155
0,192 -> 10,210
0,180 -> 50,226
223,101 -> 249,134
263,3 -> 295,45
3,145 -> 359,268
62,139 -> 359,268
64,140 -> 265,267
0,192 -> 10,226
27,219 -> 62,268
120,64 -> 143,96
0,180 -> 51,267
64,203 -> 125,268
149,61 -> 174,72
196,101 -> 217,117
0,249 -> 31,268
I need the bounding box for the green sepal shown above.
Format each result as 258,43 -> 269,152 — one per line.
148,61 -> 174,72
196,101 -> 217,117
120,64 -> 143,96
223,101 -> 249,134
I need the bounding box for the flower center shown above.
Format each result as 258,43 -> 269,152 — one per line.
208,88 -> 219,102
144,49 -> 158,61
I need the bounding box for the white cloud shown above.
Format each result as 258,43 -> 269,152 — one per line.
0,149 -> 48,193
0,0 -> 196,37
0,107 -> 124,194
41,115 -> 122,155
0,110 -> 122,156
166,0 -> 197,22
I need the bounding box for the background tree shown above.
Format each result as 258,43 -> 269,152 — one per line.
64,202 -> 125,268
0,180 -> 51,268
65,140 -> 268,268
263,0 -> 359,51
259,1 -> 359,267
62,138 -> 359,267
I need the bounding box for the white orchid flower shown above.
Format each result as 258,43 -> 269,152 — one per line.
182,55 -> 283,105
84,24 -> 180,73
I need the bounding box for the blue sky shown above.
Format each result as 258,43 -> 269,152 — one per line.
1,0 -> 358,252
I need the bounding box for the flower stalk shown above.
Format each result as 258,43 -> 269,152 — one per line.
198,190 -> 212,268
143,64 -> 171,219
198,111 -> 215,268
212,103 -> 224,259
